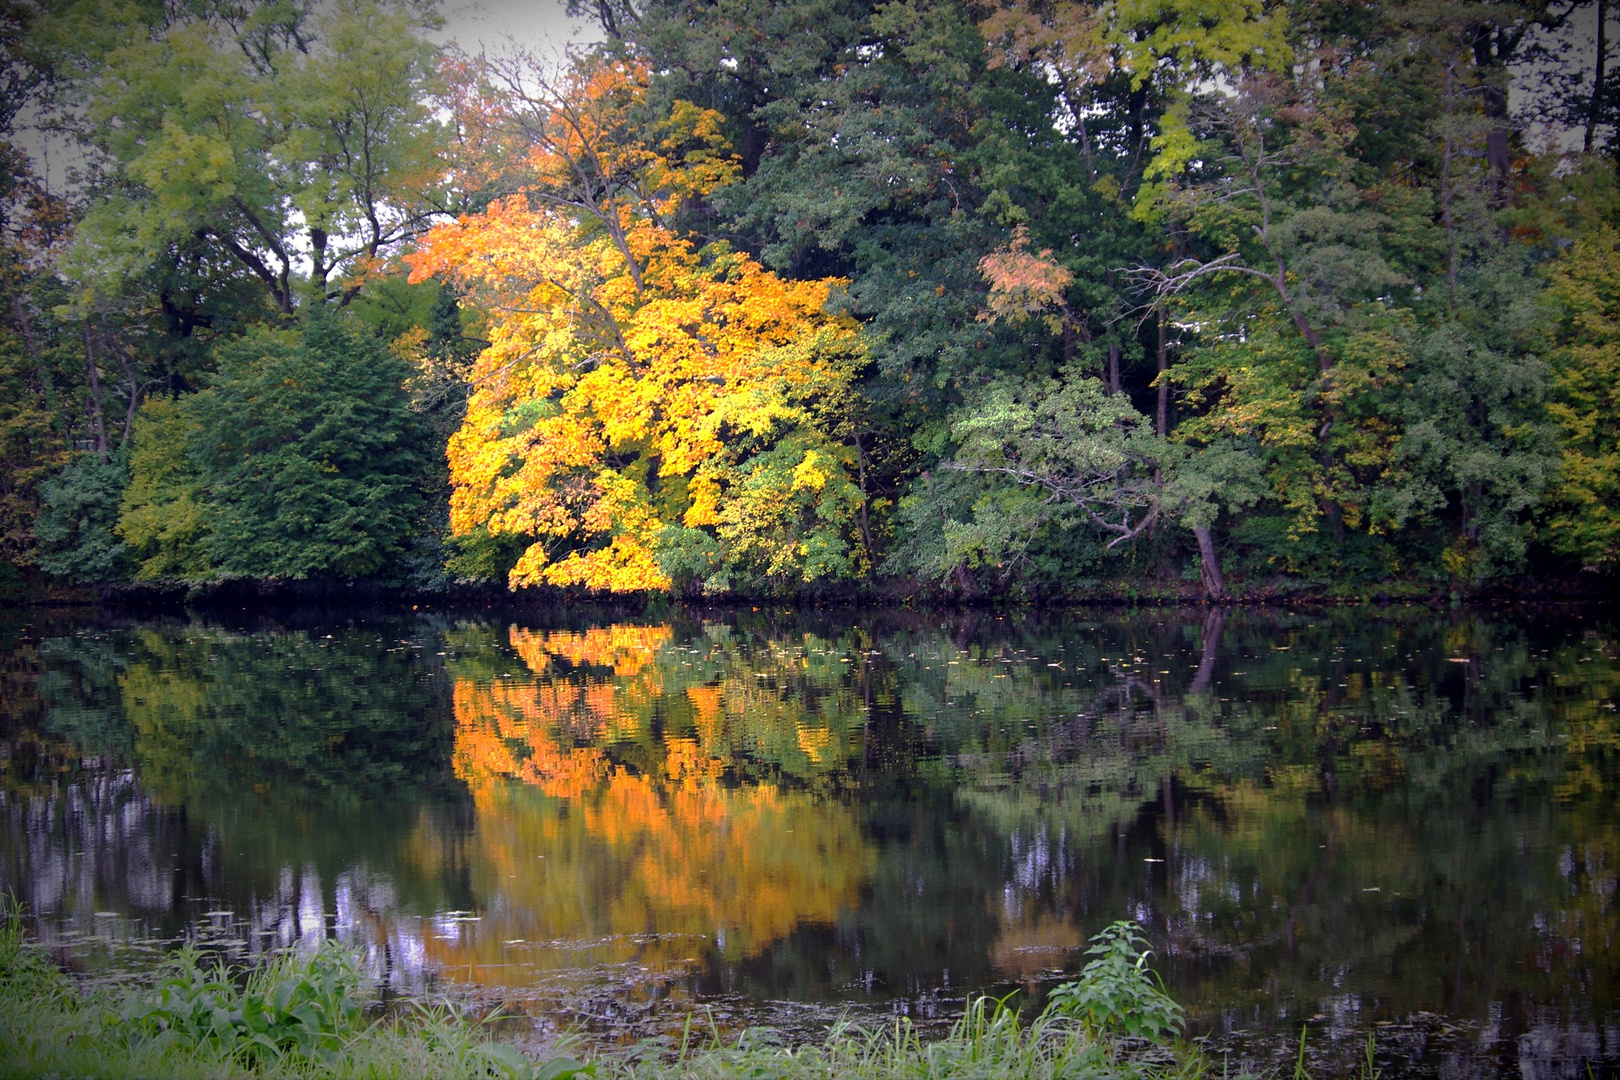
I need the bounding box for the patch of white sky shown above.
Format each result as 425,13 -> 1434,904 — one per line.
17,0 -> 600,200
1517,5 -> 1614,153
16,0 -> 601,279
435,0 -> 600,60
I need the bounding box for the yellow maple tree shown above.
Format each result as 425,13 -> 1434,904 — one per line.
408,56 -> 866,593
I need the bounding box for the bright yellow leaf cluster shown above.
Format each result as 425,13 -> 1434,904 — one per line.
409,59 -> 863,593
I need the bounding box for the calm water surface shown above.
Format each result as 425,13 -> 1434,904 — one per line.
1,605 -> 1616,1078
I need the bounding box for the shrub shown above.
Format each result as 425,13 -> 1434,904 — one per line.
1044,920 -> 1185,1045
120,945 -> 365,1064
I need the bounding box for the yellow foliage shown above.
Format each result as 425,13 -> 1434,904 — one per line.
431,624 -> 876,990
510,624 -> 672,677
409,57 -> 863,593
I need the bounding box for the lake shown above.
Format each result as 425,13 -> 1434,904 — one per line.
1,604 -> 1615,1078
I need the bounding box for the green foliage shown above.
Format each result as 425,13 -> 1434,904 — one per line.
0,901 -> 597,1080
1399,249 -> 1555,583
32,452 -> 130,585
710,434 -> 865,594
444,525 -> 532,585
117,397 -> 211,580
9,0 -> 1620,597
115,313 -> 427,583
656,523 -> 725,593
1045,921 -> 1185,1045
189,312 -> 425,580
0,898 -> 72,1006
606,985 -> 1212,1080
886,466 -> 1089,590
597,984 -> 1222,1079
0,270 -> 74,568
121,946 -> 364,1064
59,0 -> 448,313
1545,224 -> 1620,571
0,894 -> 1219,1079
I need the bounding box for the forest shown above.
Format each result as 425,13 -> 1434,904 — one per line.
4,0 -> 1620,603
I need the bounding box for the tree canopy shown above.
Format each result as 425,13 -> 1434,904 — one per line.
5,0 -> 1620,599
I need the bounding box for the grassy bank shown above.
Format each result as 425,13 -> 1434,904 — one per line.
1,912 -> 1228,1080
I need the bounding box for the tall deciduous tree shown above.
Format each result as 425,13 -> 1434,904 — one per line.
410,56 -> 865,595
60,0 -> 450,314
1545,223 -> 1620,570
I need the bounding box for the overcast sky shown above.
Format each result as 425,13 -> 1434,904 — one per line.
435,0 -> 600,57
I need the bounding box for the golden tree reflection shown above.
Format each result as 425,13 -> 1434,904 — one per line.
421,623 -> 875,992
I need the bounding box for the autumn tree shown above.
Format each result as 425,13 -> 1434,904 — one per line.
1545,223 -> 1620,570
410,56 -> 866,595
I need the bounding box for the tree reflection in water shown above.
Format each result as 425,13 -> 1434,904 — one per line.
0,606 -> 1615,1076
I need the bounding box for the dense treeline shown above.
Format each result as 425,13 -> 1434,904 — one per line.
4,0 -> 1620,601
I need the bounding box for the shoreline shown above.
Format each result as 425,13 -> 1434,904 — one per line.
6,572 -> 1617,612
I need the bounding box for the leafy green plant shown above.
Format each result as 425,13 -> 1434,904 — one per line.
121,944 -> 364,1064
0,896 -> 70,1005
3,898 -> 600,1080
1043,920 -> 1185,1045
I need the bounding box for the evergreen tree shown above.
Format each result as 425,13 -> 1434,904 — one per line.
188,313 -> 425,580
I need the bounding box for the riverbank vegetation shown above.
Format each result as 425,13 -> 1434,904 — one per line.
4,0 -> 1620,602
1,907 -> 1224,1079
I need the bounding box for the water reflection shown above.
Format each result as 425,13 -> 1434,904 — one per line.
0,607 -> 1616,1077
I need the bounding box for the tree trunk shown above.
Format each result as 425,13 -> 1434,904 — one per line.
84,323 -> 107,462
1156,308 -> 1169,437
1589,0 -> 1608,153
1484,81 -> 1512,202
1190,606 -> 1227,694
854,434 -> 879,569
1472,23 -> 1514,208
1193,525 -> 1226,601
110,333 -> 142,445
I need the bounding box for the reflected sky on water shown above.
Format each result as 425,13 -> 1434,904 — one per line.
1,605 -> 1616,1078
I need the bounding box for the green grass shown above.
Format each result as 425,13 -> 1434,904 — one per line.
0,904 -> 581,1080
1,906 -> 1237,1080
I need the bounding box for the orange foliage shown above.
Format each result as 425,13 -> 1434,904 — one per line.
428,636 -> 874,990
408,56 -> 863,592
978,224 -> 1074,330
451,678 -> 611,799
509,624 -> 671,677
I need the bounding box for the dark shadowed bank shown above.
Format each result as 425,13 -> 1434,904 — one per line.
10,566 -> 1620,611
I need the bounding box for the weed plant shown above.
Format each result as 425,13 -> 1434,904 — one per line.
606,921 -> 1235,1080
2,908 -> 1233,1080
0,902 -> 586,1080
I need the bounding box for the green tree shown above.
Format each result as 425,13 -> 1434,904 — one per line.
56,0 -> 449,314
1399,248 -> 1556,584
180,312 -> 425,580
117,396 -> 211,580
32,451 -> 130,584
1544,223 -> 1620,570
